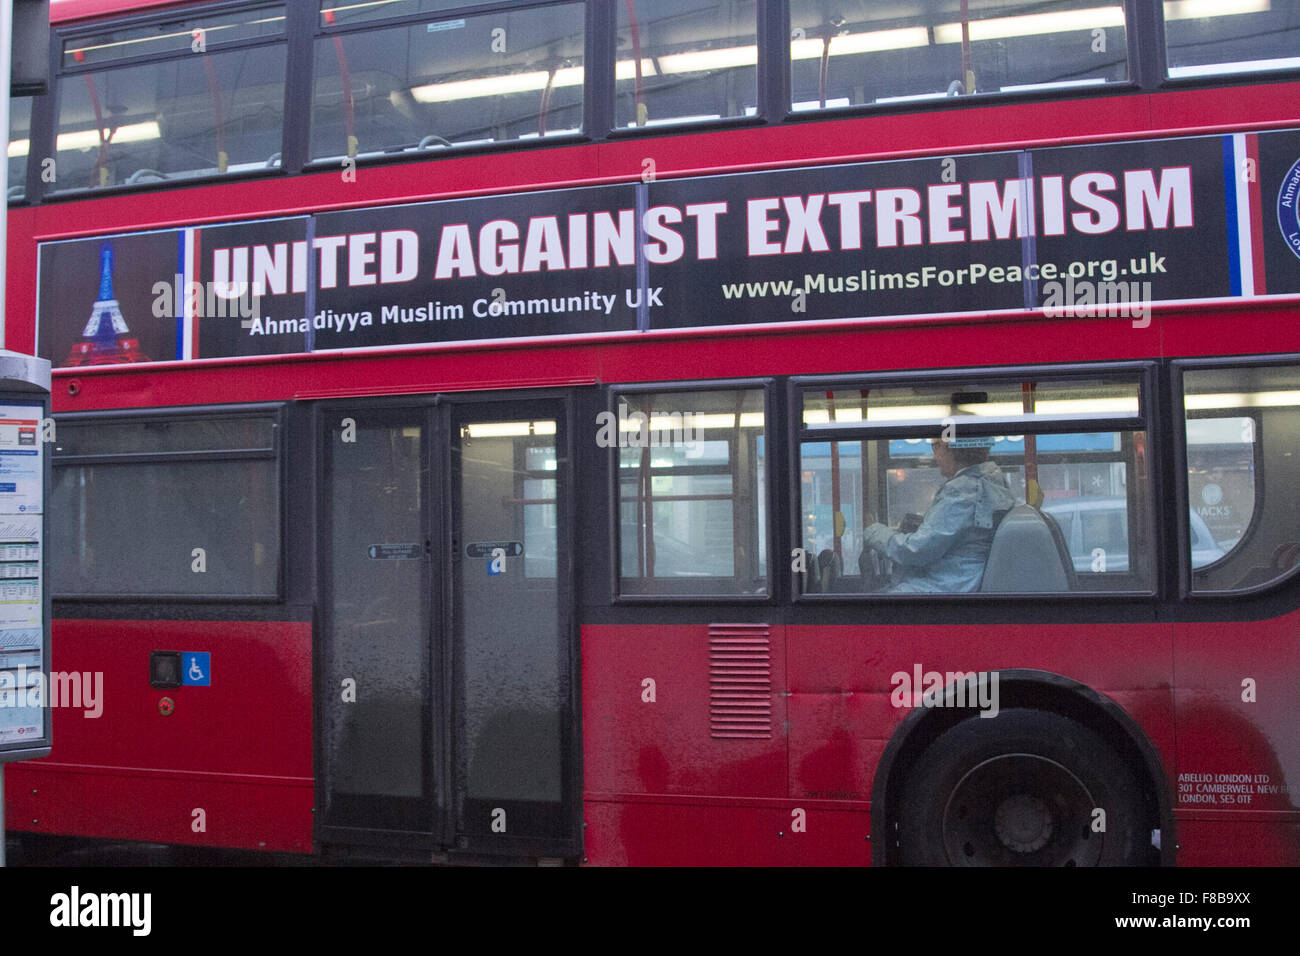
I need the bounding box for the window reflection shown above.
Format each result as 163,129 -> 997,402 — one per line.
617,388 -> 767,595
55,50 -> 286,189
7,96 -> 30,201
320,0 -> 499,28
1164,0 -> 1300,78
63,10 -> 285,67
790,0 -> 1128,110
311,4 -> 584,160
50,416 -> 280,597
54,8 -> 287,189
52,460 -> 280,597
799,376 -> 1152,594
616,0 -> 758,128
1185,365 -> 1300,591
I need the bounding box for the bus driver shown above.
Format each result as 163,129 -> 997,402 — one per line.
861,436 -> 1016,593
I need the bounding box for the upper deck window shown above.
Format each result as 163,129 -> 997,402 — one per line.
310,2 -> 585,161
319,0 -> 503,27
54,6 -> 287,191
790,0 -> 1129,111
616,0 -> 758,128
7,96 -> 31,201
1163,0 -> 1300,79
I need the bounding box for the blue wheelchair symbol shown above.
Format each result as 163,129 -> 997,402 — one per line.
182,652 -> 211,686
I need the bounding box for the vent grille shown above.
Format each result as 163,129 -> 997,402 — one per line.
709,623 -> 772,739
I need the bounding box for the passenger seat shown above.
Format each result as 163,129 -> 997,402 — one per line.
979,505 -> 1076,592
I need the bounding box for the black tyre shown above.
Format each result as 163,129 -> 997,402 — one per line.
898,708 -> 1149,866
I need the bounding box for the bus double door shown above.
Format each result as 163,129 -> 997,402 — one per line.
316,397 -> 575,857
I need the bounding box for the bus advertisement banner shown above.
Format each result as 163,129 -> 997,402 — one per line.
35,128 -> 1300,367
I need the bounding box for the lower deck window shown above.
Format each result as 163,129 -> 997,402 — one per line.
1185,362 -> 1300,593
615,387 -> 767,596
799,374 -> 1152,595
51,413 -> 280,599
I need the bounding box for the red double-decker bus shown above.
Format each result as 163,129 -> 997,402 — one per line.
2,0 -> 1298,866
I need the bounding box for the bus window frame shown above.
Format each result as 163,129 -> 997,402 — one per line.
1173,354 -> 1300,601
782,0 -> 1146,120
15,0 -> 1300,205
315,0 -> 578,32
1155,0 -> 1300,89
304,0 -> 591,168
57,1 -> 288,71
788,360 -> 1161,602
50,401 -> 286,603
607,377 -> 776,605
44,0 -> 293,200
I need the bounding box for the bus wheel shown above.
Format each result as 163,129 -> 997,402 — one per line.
898,708 -> 1148,866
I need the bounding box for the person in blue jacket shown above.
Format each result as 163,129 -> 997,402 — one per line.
862,436 -> 1017,593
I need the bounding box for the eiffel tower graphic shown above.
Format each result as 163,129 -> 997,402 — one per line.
63,241 -> 151,366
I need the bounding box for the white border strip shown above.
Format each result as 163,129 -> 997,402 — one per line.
1233,132 -> 1255,298
182,227 -> 196,361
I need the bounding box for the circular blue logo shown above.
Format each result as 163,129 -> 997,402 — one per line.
1278,157 -> 1300,261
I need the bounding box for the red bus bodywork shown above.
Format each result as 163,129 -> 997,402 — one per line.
4,6 -> 1299,862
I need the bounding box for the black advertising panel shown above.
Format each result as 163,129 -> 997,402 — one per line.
35,129 -> 1300,368
196,218 -> 311,360
309,185 -> 640,350
647,136 -> 1230,327
1025,137 -> 1230,303
647,149 -> 1027,326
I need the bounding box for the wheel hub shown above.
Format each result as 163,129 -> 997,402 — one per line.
941,753 -> 1102,866
993,793 -> 1053,852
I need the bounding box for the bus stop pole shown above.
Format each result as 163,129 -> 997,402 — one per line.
0,0 -> 12,350
0,0 -> 14,867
